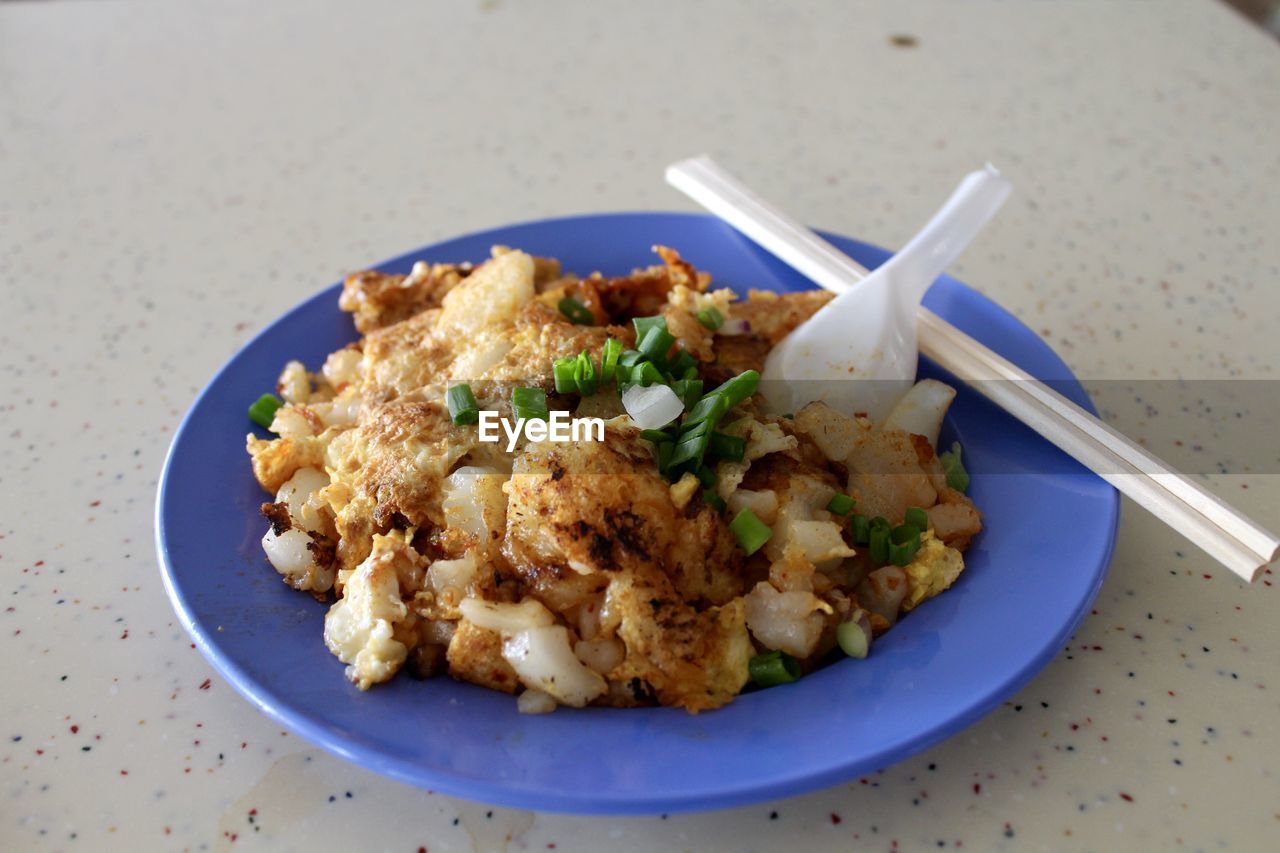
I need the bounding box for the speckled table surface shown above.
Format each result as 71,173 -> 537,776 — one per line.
3,1 -> 1279,850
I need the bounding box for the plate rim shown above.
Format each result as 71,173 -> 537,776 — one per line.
155,210 -> 1120,814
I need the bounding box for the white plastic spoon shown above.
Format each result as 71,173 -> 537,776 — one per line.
762,164 -> 1010,420
667,157 -> 1010,421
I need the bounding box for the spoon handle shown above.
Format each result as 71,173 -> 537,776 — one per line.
881,165 -> 1012,305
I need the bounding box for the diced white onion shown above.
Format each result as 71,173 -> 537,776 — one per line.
727,488 -> 779,524
621,384 -> 684,430
743,581 -> 831,659
442,466 -> 507,541
502,625 -> 608,707
458,597 -> 554,633
573,636 -> 625,674
576,594 -> 605,640
262,527 -> 314,578
794,401 -> 867,462
516,688 -> 558,715
275,467 -> 330,529
277,360 -> 311,404
270,406 -> 315,439
785,519 -> 857,564
882,379 -> 957,447
428,552 -> 480,598
857,565 -> 910,625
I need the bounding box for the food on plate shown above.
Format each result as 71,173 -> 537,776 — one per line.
244,246 -> 982,712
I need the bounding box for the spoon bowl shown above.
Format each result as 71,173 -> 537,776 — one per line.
760,165 -> 1011,420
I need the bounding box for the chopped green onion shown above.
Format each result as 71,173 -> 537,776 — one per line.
631,361 -> 665,387
867,516 -> 891,563
703,370 -> 760,410
558,296 -> 594,325
656,440 -> 674,475
633,315 -> 667,341
511,386 -> 549,421
730,508 -> 773,556
683,393 -> 729,428
668,429 -> 711,469
446,385 -> 479,425
826,493 -> 856,515
600,338 -> 622,382
695,465 -> 717,488
681,365 -> 699,380
574,351 -> 598,396
836,612 -> 872,659
702,489 -> 727,513
637,326 -> 675,363
248,393 -> 284,429
617,349 -> 645,370
888,524 -> 922,566
667,349 -> 696,379
707,431 -> 746,462
697,306 -> 724,330
639,428 -> 674,444
940,441 -> 970,492
670,379 -> 704,409
749,649 -> 801,687
552,357 -> 578,394
905,506 -> 929,531
850,513 -> 871,545
679,417 -> 715,439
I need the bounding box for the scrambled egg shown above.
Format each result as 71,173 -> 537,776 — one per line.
901,531 -> 967,612
246,245 -> 983,712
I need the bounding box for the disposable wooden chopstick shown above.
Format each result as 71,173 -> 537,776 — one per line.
917,310 -> 1279,580
917,310 -> 1275,582
666,155 -> 1280,583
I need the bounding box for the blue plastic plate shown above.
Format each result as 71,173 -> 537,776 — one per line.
156,213 -> 1118,815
